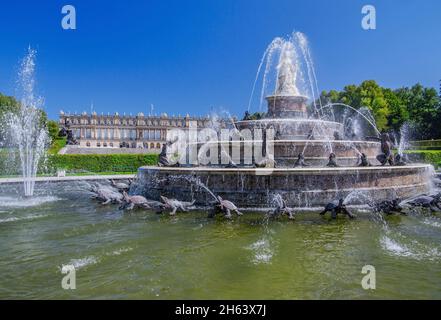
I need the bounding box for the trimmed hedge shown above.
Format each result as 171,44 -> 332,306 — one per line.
410,140 -> 441,148
404,150 -> 441,168
0,152 -> 158,176
48,154 -> 159,173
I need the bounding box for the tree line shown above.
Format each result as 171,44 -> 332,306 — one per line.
3,79 -> 441,145
244,80 -> 441,140
318,80 -> 441,140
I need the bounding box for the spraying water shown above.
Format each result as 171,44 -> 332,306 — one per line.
2,48 -> 49,196
318,103 -> 381,136
397,122 -> 411,156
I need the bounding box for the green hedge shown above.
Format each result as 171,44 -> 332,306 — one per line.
410,140 -> 441,148
48,154 -> 158,173
404,150 -> 441,168
0,152 -> 159,176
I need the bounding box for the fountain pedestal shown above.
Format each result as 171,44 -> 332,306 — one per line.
266,95 -> 308,119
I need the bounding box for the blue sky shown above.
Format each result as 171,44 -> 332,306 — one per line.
0,0 -> 440,120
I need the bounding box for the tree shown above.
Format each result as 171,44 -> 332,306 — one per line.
319,81 -> 390,131
382,88 -> 408,133
0,93 -> 20,143
0,93 -> 19,118
47,120 -> 60,143
395,84 -> 441,139
318,81 -> 441,139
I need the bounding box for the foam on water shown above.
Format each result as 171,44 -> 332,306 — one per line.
380,236 -> 414,258
247,237 -> 274,265
0,196 -> 61,208
62,256 -> 99,270
421,217 -> 441,229
380,233 -> 441,261
107,247 -> 133,256
0,213 -> 49,224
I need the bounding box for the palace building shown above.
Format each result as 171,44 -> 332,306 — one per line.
59,111 -> 225,152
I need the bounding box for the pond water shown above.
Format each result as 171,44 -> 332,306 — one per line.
0,181 -> 440,299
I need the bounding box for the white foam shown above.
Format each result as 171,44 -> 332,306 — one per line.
0,213 -> 49,224
63,256 -> 98,270
247,238 -> 273,264
0,196 -> 60,208
422,218 -> 441,229
380,236 -> 413,257
380,235 -> 441,261
107,247 -> 133,256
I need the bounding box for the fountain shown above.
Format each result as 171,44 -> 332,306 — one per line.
136,33 -> 433,208
1,48 -> 48,197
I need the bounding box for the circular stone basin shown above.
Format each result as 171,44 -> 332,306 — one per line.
235,119 -> 344,140
203,139 -> 381,166
136,164 -> 434,208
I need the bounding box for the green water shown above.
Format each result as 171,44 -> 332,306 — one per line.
0,182 -> 440,299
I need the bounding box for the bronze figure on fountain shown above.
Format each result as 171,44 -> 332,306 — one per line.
326,153 -> 339,167
375,132 -> 395,166
358,153 -> 371,167
294,153 -> 309,167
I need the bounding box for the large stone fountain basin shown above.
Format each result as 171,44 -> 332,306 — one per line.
136,164 -> 433,208
200,139 -> 381,166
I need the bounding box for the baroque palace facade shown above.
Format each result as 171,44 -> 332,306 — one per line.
59,111 -> 222,150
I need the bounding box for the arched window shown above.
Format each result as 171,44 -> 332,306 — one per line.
110,142 -> 114,147
150,142 -> 155,149
156,143 -> 161,149
97,142 -> 101,147
86,141 -> 91,147
103,142 -> 108,147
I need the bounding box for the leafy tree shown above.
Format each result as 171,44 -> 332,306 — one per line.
395,84 -> 441,139
383,88 -> 409,133
0,93 -> 19,118
47,120 -> 60,143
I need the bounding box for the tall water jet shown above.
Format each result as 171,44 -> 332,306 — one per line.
2,48 -> 49,196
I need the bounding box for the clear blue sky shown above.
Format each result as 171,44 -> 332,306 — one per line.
0,0 -> 440,120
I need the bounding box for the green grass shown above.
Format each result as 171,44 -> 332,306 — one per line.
48,137 -> 66,155
0,171 -> 136,179
65,171 -> 136,176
